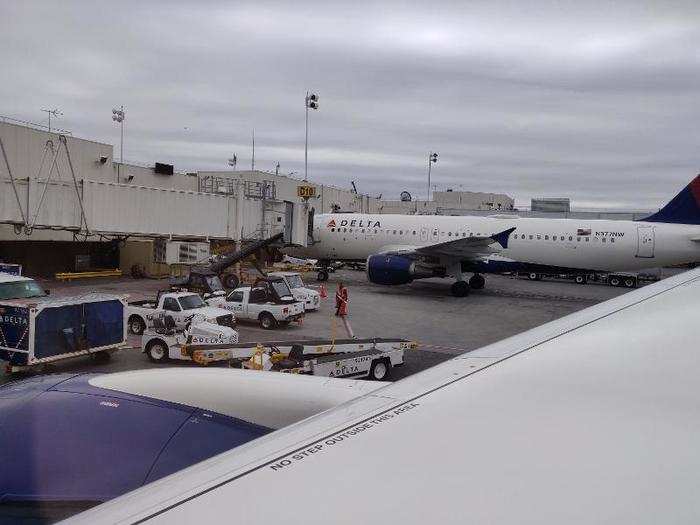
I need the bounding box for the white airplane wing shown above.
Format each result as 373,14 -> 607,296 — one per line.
378,227 -> 516,260
68,268 -> 700,524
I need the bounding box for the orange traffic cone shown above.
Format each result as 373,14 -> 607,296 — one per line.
319,283 -> 327,299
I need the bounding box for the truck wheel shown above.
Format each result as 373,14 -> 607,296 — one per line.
259,312 -> 277,330
145,340 -> 169,363
223,274 -> 240,289
369,359 -> 391,381
624,277 -> 637,288
129,316 -> 146,335
528,273 -> 541,281
609,276 -> 622,287
575,274 -> 587,285
317,270 -> 329,282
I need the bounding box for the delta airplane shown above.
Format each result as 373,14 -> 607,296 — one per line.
43,266 -> 700,523
289,175 -> 700,296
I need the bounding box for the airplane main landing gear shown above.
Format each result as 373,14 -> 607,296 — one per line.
468,274 -> 485,290
317,260 -> 330,282
450,281 -> 470,297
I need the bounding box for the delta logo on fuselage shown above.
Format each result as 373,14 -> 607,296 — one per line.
327,218 -> 381,229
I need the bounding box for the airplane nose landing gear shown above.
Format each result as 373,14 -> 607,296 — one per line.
468,274 -> 485,290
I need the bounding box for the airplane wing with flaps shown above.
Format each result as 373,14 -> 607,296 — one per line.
67,267 -> 700,525
378,227 -> 516,260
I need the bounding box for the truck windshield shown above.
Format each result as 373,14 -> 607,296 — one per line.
286,274 -> 304,289
179,294 -> 206,310
0,280 -> 47,300
270,280 -> 292,298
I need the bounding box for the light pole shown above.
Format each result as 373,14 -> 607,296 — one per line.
41,108 -> 62,133
427,152 -> 438,201
275,162 -> 280,176
304,92 -> 319,181
112,106 -> 125,180
228,154 -> 237,171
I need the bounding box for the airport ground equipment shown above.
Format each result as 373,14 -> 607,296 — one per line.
0,263 -> 22,275
172,232 -> 285,294
141,313 -> 239,362
141,321 -> 413,380
0,273 -> 127,373
206,284 -> 304,329
55,269 -> 122,281
127,291 -> 234,335
267,271 -> 320,311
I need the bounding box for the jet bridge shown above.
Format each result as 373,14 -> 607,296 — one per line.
0,134 -> 309,247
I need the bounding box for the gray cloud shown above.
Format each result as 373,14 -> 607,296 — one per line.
2,1 -> 700,210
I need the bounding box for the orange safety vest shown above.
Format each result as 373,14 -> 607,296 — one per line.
335,287 -> 348,316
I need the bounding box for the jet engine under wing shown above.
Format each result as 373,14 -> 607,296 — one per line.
68,267 -> 700,524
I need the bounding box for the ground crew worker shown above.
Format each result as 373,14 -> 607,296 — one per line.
335,282 -> 355,339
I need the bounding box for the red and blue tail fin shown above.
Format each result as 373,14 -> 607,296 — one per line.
642,175 -> 700,225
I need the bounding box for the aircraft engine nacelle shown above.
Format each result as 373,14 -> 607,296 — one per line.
366,254 -> 436,285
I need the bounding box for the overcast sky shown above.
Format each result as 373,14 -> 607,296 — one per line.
3,1 -> 700,209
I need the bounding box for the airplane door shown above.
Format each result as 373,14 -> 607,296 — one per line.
420,227 -> 428,242
636,226 -> 655,258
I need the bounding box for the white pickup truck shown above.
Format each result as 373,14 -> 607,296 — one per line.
268,271 -> 320,311
127,291 -> 235,335
206,286 -> 305,329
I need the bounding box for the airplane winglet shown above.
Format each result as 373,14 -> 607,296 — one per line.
491,227 -> 517,249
